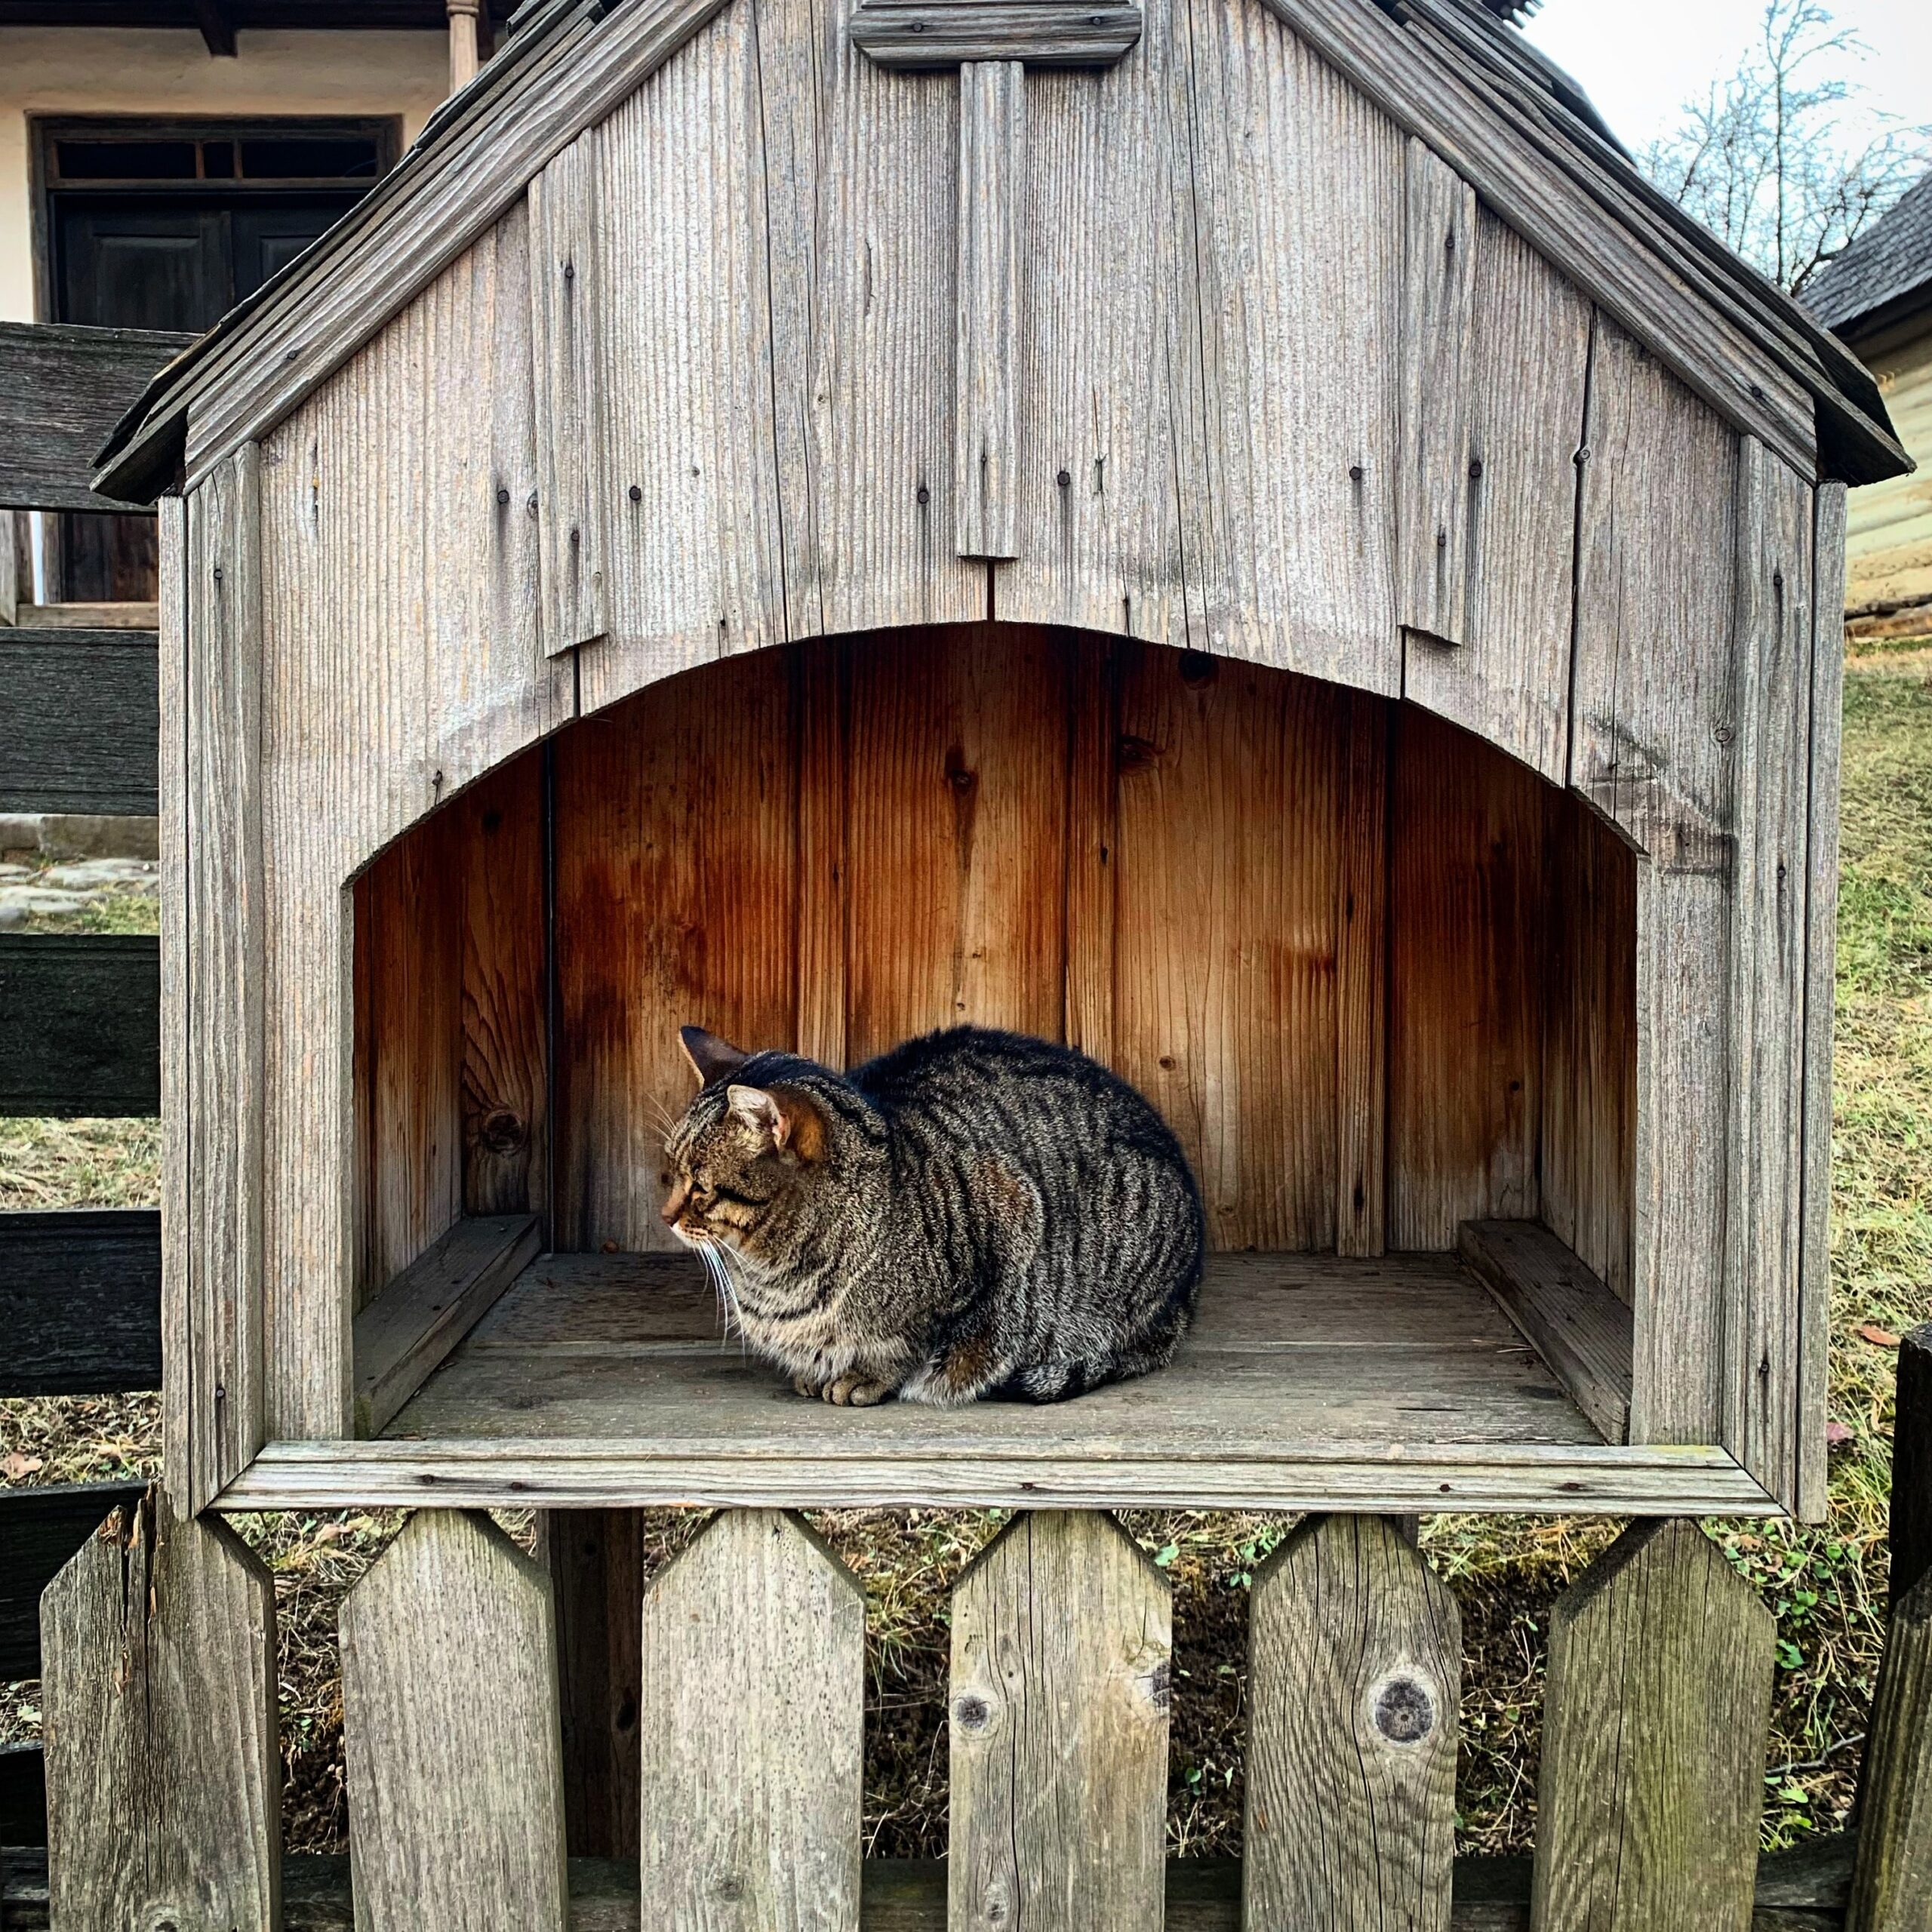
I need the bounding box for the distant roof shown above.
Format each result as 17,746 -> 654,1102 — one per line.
1807,167 -> 1932,341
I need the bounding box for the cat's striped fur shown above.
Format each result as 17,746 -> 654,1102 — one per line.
660,1024 -> 1206,1406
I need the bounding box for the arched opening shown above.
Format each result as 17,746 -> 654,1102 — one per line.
350,623 -> 1636,1460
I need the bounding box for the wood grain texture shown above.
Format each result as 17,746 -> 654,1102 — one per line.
185,447 -> 267,1507
1400,151 -> 1592,780
555,651 -> 798,1251
1334,688 -> 1389,1258
1185,0 -> 1403,691
955,62 -> 1024,561
547,1510 -> 646,1860
1388,707 -> 1544,1248
352,1214 -> 542,1438
849,1 -> 1143,68
1531,1518 -> 1776,1932
1459,1220 -> 1632,1444
461,750 -> 552,1220
158,492 -> 192,1496
1538,792 -> 1637,1304
0,936 -> 158,1117
1244,1514 -> 1460,1930
1722,439 -> 1815,1510
579,0 -> 789,711
0,1484 -> 145,1681
530,131 -> 609,654
1000,0 -> 1201,643
1574,319 -> 1738,1449
638,1510 -> 863,1931
340,1510 -> 568,1932
1847,1572 -> 1932,1932
0,1211 -> 162,1397
41,1490 -> 280,1932
1797,481 -> 1847,1523
1063,634 -> 1118,1064
843,623 -> 1070,1059
0,627 -> 158,817
949,1512 -> 1169,1932
795,640 -> 851,1068
1112,646 -> 1344,1251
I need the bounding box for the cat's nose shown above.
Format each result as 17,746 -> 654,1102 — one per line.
660,1180 -> 691,1226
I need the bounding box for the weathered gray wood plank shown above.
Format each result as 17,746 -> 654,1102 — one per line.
0,936 -> 158,1118
1797,481 -> 1847,1521
529,131 -> 608,656
1532,1518 -> 1776,1932
638,1509 -> 863,1930
41,1489 -> 280,1932
850,0 -> 1143,68
352,1214 -> 541,1438
1459,1220 -> 1633,1444
0,1210 -> 161,1395
184,446 -> 267,1510
955,60 -> 1024,561
1246,1512 -> 1459,1928
0,628 -> 158,817
0,1483 -> 146,1681
340,1510 -> 568,1932
949,1511 -> 1169,1932
0,321 -> 192,513
158,491 -> 192,1498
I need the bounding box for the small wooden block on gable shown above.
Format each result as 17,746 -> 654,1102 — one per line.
850,0 -> 1143,68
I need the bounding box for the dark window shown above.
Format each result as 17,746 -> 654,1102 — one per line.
54,140 -> 199,181
238,136 -> 381,180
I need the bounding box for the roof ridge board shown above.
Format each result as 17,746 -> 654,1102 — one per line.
94,0 -> 613,497
1408,0 -> 1897,448
1260,0 -> 1822,477
177,0 -> 733,485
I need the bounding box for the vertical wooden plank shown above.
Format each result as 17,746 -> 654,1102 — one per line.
186,445 -> 266,1505
798,0 -> 985,637
1573,318 -> 1737,1448
341,1510 -> 567,1932
795,638 -> 850,1069
1003,0 -> 1201,644
1399,143 -> 1592,780
1334,689 -> 1389,1258
1848,1324 -> 1932,1930
582,0 -> 790,714
1111,644 -> 1343,1253
554,648 -> 798,1251
955,60 -> 1024,562
1723,440 -> 1814,1508
157,494 -> 193,1504
949,1511 -> 1169,1932
1797,480 -> 1848,1521
1063,632 -> 1118,1066
1388,706 -> 1544,1249
528,130 -> 608,656
1244,1514 -> 1459,1929
638,1509 -> 863,1932
1531,1518 -> 1775,1932
1184,0 -> 1403,691
42,1490 -> 280,1932
353,808 -> 463,1306
547,1509 -> 644,1860
422,202 -> 575,795
1539,793 -> 1638,1303
1398,139 -> 1478,647
842,623 -> 1071,1062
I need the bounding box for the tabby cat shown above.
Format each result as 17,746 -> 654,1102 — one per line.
660,1024 -> 1206,1405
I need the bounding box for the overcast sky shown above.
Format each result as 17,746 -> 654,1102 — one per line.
1522,0 -> 1932,153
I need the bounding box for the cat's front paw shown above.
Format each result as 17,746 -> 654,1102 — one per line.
823,1373 -> 894,1407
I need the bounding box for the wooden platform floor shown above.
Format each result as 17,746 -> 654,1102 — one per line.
386,1249 -> 1605,1455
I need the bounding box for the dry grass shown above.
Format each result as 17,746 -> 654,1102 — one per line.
2,654 -> 1929,1859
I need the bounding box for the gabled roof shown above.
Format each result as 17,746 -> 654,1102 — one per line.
1806,165 -> 1932,343
95,0 -> 1909,502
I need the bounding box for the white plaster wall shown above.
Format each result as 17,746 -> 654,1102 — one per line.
0,26 -> 448,322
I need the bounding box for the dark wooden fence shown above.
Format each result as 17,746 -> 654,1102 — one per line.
0,320 -> 181,1855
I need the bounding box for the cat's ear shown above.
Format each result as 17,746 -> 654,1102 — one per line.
679,1024 -> 749,1088
726,1083 -> 826,1161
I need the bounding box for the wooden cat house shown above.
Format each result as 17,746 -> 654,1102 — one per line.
97,0 -> 1909,1524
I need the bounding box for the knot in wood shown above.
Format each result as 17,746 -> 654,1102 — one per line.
1371,1672 -> 1435,1746
1179,649 -> 1217,688
953,1692 -> 992,1732
712,1872 -> 746,1901
480,1108 -> 528,1155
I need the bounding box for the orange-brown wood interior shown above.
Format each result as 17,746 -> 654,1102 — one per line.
352,623 -> 1636,1310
